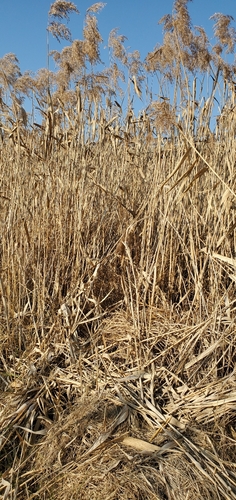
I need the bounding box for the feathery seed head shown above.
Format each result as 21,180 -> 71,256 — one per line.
86,3 -> 106,14
49,1 -> 79,20
47,21 -> 73,42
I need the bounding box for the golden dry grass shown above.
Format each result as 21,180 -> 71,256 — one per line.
0,1 -> 236,499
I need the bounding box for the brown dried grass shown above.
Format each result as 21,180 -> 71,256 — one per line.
0,1 -> 236,499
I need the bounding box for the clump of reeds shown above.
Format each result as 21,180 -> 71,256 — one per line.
0,1 -> 236,499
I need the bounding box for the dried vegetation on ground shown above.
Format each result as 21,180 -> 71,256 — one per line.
0,1 -> 236,498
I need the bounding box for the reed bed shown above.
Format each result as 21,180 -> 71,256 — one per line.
0,1 -> 236,498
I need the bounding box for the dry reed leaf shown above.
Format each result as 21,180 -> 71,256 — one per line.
177,124 -> 236,198
212,252 -> 236,268
167,161 -> 197,193
161,147 -> 192,189
13,425 -> 47,436
216,221 -> 236,248
185,338 -> 221,369
1,479 -> 11,499
183,166 -> 208,192
131,75 -> 142,99
120,435 -> 160,452
231,427 -> 236,440
55,376 -> 82,387
84,405 -> 129,456
221,187 -> 232,208
9,380 -> 24,389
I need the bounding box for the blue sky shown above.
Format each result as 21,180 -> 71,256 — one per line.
1,0 -> 235,75
0,0 -> 235,123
